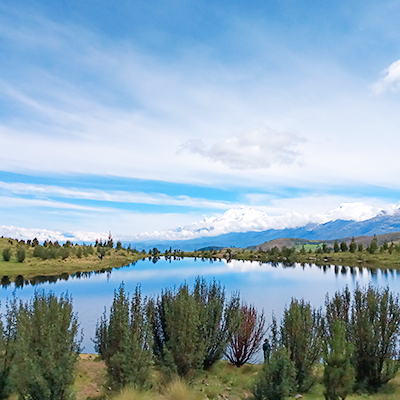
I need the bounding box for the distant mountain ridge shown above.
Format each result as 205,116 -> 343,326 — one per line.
126,210 -> 400,251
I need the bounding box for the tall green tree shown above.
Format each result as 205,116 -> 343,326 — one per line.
280,299 -> 323,392
349,238 -> 357,253
333,241 -> 339,253
94,284 -> 153,389
326,286 -> 400,392
367,235 -> 378,254
150,278 -> 240,375
194,278 -> 240,369
11,292 -> 81,400
351,286 -> 400,391
0,297 -> 17,400
323,320 -> 355,400
340,242 -> 348,252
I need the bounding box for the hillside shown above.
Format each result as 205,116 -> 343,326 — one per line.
252,231 -> 400,251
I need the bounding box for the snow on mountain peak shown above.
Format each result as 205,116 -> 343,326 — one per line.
323,202 -> 379,222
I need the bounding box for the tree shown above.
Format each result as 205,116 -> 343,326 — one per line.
150,278 -> 240,375
16,247 -> 25,263
93,284 -> 153,389
280,299 -> 323,392
0,297 -> 17,400
334,241 -> 339,253
11,292 -> 82,400
367,235 -> 378,254
2,249 -> 11,262
194,278 -> 240,369
225,303 -> 265,367
253,345 -> 296,400
340,242 -> 348,252
349,238 -> 357,254
351,286 -> 400,391
323,320 -> 355,400
325,286 -> 400,392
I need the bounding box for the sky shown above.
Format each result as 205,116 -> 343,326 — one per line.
1,0 -> 400,242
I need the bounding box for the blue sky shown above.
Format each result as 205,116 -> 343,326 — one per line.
1,0 -> 400,242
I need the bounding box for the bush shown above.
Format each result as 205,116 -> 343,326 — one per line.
16,248 -> 25,263
76,247 -> 83,258
253,345 -> 296,400
2,249 -> 11,262
225,303 -> 265,367
150,278 -> 240,376
323,320 -> 355,400
0,297 -> 17,400
11,292 -> 82,400
325,285 -> 400,392
280,298 -> 323,392
94,284 -> 153,389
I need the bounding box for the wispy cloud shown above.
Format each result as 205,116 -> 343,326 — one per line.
0,181 -> 234,209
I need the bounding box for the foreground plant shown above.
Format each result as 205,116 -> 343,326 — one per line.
11,292 -> 82,400
225,303 -> 265,367
94,284 -> 153,389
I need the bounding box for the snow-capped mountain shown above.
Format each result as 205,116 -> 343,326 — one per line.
126,202 -> 399,243
2,201 -> 400,246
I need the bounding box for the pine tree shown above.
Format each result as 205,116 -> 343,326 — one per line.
323,320 -> 355,400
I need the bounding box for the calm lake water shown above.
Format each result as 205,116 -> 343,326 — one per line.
1,257 -> 400,354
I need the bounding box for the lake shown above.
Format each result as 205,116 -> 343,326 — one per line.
1,257 -> 400,354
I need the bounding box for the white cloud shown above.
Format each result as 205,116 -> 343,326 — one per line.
0,181 -> 234,209
0,225 -> 105,243
182,125 -> 305,169
373,59 -> 400,93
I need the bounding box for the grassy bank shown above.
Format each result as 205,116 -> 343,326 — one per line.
0,237 -> 147,282
182,248 -> 400,270
2,235 -> 400,284
74,356 -> 400,400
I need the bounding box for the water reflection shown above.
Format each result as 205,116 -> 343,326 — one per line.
2,257 -> 400,352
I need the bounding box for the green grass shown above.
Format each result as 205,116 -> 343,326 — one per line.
72,357 -> 400,400
0,237 -> 147,282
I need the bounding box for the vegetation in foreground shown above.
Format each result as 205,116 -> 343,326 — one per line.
2,280 -> 400,400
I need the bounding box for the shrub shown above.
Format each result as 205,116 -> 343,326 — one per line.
150,278 -> 240,376
94,284 -> 153,389
11,292 -> 82,400
2,249 -> 11,262
323,320 -> 355,400
226,303 -> 265,367
253,345 -> 296,400
280,298 -> 323,392
16,248 -> 25,263
325,285 -> 400,392
0,297 -> 17,400
76,247 -> 83,258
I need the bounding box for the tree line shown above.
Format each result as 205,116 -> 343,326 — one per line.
1,280 -> 400,400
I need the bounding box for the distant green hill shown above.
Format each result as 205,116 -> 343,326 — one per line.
249,231 -> 400,251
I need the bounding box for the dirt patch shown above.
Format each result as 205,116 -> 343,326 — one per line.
74,354 -> 107,400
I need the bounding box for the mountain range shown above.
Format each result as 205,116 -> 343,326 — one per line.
126,207 -> 400,251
